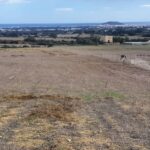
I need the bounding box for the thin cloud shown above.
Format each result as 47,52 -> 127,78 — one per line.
141,4 -> 150,8
56,8 -> 74,12
0,0 -> 30,4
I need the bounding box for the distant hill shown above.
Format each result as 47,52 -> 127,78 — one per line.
101,21 -> 124,25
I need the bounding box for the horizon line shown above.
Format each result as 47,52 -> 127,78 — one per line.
0,21 -> 150,24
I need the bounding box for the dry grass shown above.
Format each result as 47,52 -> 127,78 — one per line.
0,93 -> 85,149
0,46 -> 149,149
10,119 -> 53,149
26,101 -> 77,122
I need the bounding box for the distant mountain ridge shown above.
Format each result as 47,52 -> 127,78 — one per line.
101,21 -> 124,25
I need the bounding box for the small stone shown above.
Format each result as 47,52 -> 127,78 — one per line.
67,138 -> 72,142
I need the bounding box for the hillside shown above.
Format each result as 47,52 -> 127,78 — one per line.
102,21 -> 124,25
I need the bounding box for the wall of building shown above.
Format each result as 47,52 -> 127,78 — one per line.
101,36 -> 113,43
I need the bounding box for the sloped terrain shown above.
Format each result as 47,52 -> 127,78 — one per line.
0,46 -> 150,150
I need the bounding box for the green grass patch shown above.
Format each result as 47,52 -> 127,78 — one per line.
102,91 -> 125,100
80,90 -> 125,101
81,93 -> 96,101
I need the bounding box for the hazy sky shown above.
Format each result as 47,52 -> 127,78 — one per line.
0,0 -> 150,23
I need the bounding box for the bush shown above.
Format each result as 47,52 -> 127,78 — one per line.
1,45 -> 18,48
76,37 -> 101,45
24,37 -> 36,43
113,37 -> 125,43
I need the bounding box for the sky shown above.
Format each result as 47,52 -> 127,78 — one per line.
0,0 -> 150,23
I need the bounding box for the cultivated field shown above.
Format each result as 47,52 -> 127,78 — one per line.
0,45 -> 150,150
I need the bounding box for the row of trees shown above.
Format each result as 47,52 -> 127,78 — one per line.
1,37 -> 149,48
0,35 -> 149,48
24,36 -> 103,46
113,36 -> 149,43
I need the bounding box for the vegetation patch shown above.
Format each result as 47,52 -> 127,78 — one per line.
0,93 -> 84,149
102,91 -> 125,100
26,103 -> 76,122
10,118 -> 53,149
81,93 -> 95,101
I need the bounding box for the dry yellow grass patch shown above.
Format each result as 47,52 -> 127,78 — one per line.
76,129 -> 120,150
66,115 -> 120,150
4,94 -> 83,149
53,135 -> 74,150
10,118 -> 53,149
133,144 -> 149,150
11,138 -> 44,149
104,113 -> 123,132
119,103 -> 131,111
0,108 -> 19,128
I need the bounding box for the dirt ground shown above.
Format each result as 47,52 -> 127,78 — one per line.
0,45 -> 150,150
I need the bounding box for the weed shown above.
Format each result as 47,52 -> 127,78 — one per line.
102,91 -> 125,100
81,93 -> 94,101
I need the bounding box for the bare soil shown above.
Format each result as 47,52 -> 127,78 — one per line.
0,46 -> 150,150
